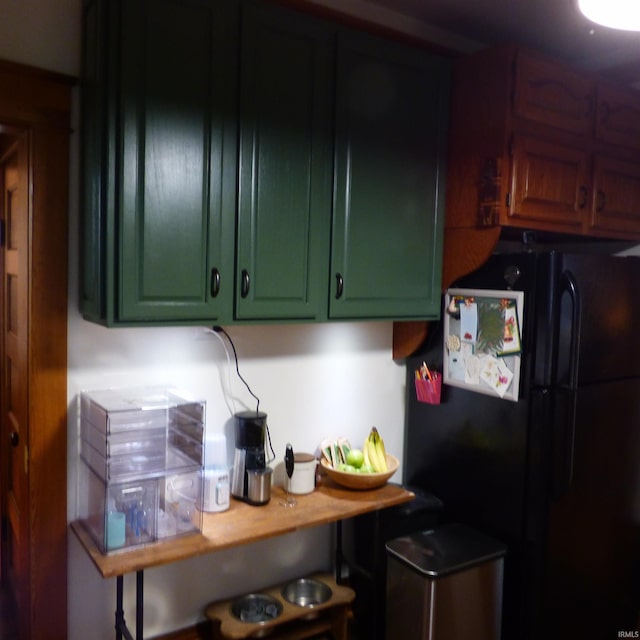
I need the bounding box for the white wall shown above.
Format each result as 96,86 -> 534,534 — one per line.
66,321 -> 406,638
0,2 -> 410,637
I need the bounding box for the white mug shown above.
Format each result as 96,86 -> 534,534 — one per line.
286,453 -> 317,495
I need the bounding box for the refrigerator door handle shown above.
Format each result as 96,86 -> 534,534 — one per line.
552,388 -> 577,498
553,270 -> 581,497
561,270 -> 581,391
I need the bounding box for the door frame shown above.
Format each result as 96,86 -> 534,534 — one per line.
0,59 -> 72,640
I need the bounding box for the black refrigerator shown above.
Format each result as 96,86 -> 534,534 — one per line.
404,249 -> 640,640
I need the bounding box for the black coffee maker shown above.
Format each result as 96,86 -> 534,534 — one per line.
230,411 -> 271,504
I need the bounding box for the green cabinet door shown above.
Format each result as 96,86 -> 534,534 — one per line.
81,0 -> 111,323
235,1 -> 333,320
81,0 -> 450,327
118,0 -> 238,322
82,0 -> 238,325
330,32 -> 450,320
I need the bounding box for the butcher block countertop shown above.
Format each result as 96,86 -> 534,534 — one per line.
71,480 -> 415,579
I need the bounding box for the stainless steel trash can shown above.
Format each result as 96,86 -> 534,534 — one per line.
385,523 -> 506,640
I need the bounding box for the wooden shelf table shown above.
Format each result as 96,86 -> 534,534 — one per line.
70,480 -> 415,639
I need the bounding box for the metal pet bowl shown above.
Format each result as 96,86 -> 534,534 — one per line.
281,578 -> 332,608
230,593 -> 283,625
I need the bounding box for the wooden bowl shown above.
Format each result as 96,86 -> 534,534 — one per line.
320,454 -> 399,490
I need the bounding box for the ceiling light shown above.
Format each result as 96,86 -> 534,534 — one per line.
578,0 -> 640,31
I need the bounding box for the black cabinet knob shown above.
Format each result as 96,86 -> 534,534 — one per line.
335,273 -> 343,299
241,269 -> 250,298
210,268 -> 221,298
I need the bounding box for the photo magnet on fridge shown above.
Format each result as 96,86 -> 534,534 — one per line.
444,288 -> 524,402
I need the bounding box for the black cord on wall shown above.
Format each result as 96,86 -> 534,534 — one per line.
212,325 -> 261,414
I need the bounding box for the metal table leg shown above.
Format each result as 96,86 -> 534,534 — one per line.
335,520 -> 343,584
136,570 -> 144,640
114,571 -> 144,640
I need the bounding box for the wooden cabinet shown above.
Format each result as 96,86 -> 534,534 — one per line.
396,44 -> 640,359
330,32 -> 449,320
507,51 -> 640,238
444,44 -> 640,286
234,6 -> 449,322
508,134 -> 590,232
590,155 -> 640,234
81,0 -> 449,326
596,83 -> 640,148
512,52 -> 595,135
81,0 -> 238,325
235,1 -> 333,321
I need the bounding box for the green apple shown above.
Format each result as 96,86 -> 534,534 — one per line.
346,448 -> 364,469
338,463 -> 357,473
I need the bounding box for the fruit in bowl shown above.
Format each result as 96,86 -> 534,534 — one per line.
319,428 -> 398,490
321,454 -> 399,490
346,448 -> 364,468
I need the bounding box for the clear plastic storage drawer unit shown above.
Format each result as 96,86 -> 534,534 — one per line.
77,387 -> 206,553
80,386 -> 205,481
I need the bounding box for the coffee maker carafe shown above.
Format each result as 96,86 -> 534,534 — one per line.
231,411 -> 271,505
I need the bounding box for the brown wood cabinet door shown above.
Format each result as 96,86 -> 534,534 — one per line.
513,51 -> 595,135
508,134 -> 590,232
590,155 -> 640,236
596,83 -> 640,150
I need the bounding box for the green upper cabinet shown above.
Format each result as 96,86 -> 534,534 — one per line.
81,0 -> 239,325
80,0 -> 450,327
330,32 -> 450,320
235,2 -> 333,320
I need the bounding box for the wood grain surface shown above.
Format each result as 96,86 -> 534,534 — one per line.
71,481 -> 415,579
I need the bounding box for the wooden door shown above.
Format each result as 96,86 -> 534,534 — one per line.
1,133 -> 29,637
236,0 -> 333,321
0,59 -> 72,640
589,154 -> 640,237
331,31 -> 449,320
116,0 -> 237,324
596,82 -> 640,150
508,133 -> 590,233
513,50 -> 595,135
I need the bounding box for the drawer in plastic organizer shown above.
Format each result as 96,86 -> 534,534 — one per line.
160,469 -> 203,538
168,428 -> 204,466
81,419 -> 167,458
171,406 -> 205,442
78,464 -> 202,553
80,438 -> 167,482
79,468 -> 159,553
81,387 -> 204,435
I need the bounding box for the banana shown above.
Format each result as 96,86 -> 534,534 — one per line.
363,439 -> 371,468
366,431 -> 382,472
372,426 -> 388,472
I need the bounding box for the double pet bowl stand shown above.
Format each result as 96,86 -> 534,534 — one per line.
205,572 -> 355,639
